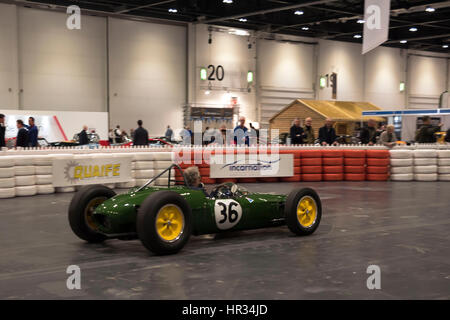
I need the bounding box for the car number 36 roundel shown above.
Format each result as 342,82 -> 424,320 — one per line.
214,199 -> 243,230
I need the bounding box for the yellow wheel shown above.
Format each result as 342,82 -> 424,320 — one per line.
155,204 -> 185,242
296,196 -> 317,228
85,197 -> 107,231
285,188 -> 321,235
137,191 -> 192,255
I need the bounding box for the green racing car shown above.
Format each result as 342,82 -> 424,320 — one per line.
68,164 -> 322,255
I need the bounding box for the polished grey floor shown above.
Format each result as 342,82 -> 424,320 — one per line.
0,181 -> 449,300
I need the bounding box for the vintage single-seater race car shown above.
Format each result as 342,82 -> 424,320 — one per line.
68,165 -> 322,255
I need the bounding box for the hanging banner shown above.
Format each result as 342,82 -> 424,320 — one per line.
362,0 -> 391,54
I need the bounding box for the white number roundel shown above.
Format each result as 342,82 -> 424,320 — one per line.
214,199 -> 243,230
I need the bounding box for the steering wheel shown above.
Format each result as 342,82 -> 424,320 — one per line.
210,183 -> 238,199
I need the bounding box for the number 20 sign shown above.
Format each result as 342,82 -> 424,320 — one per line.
214,200 -> 242,230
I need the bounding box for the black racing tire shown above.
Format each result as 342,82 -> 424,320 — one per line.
68,184 -> 116,243
137,191 -> 192,255
285,187 -> 322,236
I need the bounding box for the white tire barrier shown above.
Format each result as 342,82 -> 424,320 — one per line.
390,150 -> 413,159
152,152 -> 174,161
0,187 -> 15,199
135,179 -> 153,187
15,185 -> 37,197
37,185 -> 55,194
35,175 -> 53,185
391,166 -> 413,174
437,150 -> 450,158
15,175 -> 36,186
414,158 -> 437,166
35,166 -> 52,175
33,155 -> 53,166
14,166 -> 35,176
13,156 -> 34,166
390,159 -> 413,167
116,180 -> 136,189
134,161 -> 154,170
153,161 -> 174,170
438,166 -> 450,174
153,169 -> 175,178
414,165 -> 437,174
134,170 -> 155,179
414,173 -> 438,181
438,158 -> 450,166
155,178 -> 175,186
0,167 -> 15,178
104,183 -> 116,189
134,153 -> 154,161
0,156 -> 15,168
56,187 -> 76,193
413,150 -> 437,158
438,174 -> 450,181
0,177 -> 15,188
391,173 -> 414,181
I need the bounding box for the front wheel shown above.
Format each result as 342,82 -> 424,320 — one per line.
137,191 -> 192,255
285,188 -> 321,236
68,184 -> 116,243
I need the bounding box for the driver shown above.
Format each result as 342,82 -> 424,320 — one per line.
184,166 -> 209,197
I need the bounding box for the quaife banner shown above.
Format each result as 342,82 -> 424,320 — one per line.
362,0 -> 391,54
52,155 -> 132,187
210,153 -> 293,178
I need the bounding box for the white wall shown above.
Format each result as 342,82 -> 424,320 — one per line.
108,18 -> 186,136
17,7 -> 107,112
193,24 -> 256,122
0,4 -> 19,109
317,39 -> 364,102
364,46 -> 406,109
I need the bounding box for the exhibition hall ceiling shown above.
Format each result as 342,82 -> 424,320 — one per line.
5,0 -> 450,52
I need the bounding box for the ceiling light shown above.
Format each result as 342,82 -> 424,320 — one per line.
229,29 -> 250,36
205,90 -> 211,95
443,45 -> 449,48
400,40 -> 407,44
409,27 -> 418,32
353,34 -> 362,39
223,0 -> 233,3
302,27 -> 309,30
168,8 -> 177,13
425,7 -> 435,13
294,10 -> 304,15
239,18 -> 247,22
357,19 -> 365,24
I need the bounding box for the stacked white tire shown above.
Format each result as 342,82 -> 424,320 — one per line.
0,156 -> 16,198
34,155 -> 55,194
14,156 -> 37,196
413,149 -> 438,181
437,150 -> 450,181
390,150 -> 413,181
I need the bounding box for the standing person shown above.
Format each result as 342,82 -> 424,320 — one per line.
303,117 -> 315,144
26,117 -> 39,147
360,119 -> 378,145
290,118 -> 305,145
133,120 -> 149,146
165,125 -> 173,142
234,116 -> 249,146
379,124 -> 398,148
249,123 -> 259,144
16,120 -> 29,148
78,125 -> 89,145
318,118 -> 338,146
415,116 -> 442,143
0,114 -> 5,148
108,129 -> 114,144
220,125 -> 227,145
445,128 -> 450,143
114,125 -> 122,143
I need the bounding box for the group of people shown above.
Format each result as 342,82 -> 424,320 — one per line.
0,114 -> 39,148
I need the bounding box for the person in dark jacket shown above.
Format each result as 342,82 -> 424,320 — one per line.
318,118 -> 338,146
133,120 -> 149,146
16,120 -> 29,148
78,125 -> 89,145
26,116 -> 39,147
360,119 -> 378,145
303,117 -> 315,144
415,116 -> 442,143
290,118 -> 305,144
0,114 -> 5,148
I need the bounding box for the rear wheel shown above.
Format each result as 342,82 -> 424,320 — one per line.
285,188 -> 321,236
137,191 -> 192,255
68,185 -> 116,243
